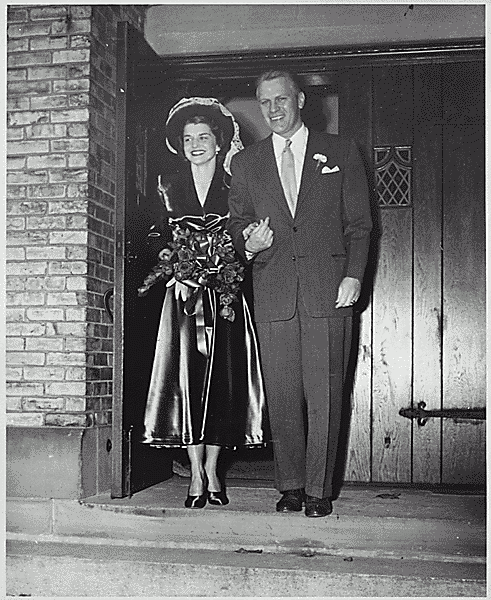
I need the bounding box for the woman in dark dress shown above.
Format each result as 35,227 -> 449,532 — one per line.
141,97 -> 268,508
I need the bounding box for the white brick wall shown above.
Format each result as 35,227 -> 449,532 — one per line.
7,5 -> 91,425
7,4 -> 147,429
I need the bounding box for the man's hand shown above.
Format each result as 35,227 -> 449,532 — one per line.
244,217 -> 274,254
242,222 -> 259,240
335,276 -> 361,308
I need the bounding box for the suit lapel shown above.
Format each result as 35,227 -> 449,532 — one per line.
296,130 -> 326,214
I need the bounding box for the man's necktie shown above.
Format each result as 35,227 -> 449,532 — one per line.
280,139 -> 297,216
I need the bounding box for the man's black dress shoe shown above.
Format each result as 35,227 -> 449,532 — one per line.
276,488 -> 305,512
305,495 -> 333,517
184,492 -> 207,508
207,490 -> 229,506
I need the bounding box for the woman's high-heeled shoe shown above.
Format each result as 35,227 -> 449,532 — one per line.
184,492 -> 207,508
185,474 -> 207,509
207,489 -> 229,506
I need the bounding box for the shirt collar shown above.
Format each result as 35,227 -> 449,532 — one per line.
272,123 -> 308,158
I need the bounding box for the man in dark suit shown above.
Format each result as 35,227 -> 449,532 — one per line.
227,70 -> 372,517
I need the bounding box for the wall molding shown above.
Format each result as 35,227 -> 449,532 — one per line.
137,38 -> 484,83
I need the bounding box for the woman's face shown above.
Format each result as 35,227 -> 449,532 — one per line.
182,122 -> 220,166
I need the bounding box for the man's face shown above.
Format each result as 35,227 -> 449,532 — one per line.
257,77 -> 305,139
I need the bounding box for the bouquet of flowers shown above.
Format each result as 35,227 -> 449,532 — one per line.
138,219 -> 245,322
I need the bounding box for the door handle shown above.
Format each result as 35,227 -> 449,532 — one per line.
399,401 -> 485,426
103,287 -> 114,322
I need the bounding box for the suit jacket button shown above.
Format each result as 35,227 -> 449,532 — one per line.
292,256 -> 296,261
293,226 -> 298,232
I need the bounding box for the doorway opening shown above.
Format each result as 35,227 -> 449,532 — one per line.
113,23 -> 485,499
114,25 -> 345,498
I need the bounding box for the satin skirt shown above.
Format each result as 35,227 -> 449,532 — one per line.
142,284 -> 270,448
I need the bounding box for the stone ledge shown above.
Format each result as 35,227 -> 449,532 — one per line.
7,425 -> 112,498
7,486 -> 486,566
6,539 -> 486,597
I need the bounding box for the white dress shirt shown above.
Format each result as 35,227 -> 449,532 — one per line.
244,124 -> 309,259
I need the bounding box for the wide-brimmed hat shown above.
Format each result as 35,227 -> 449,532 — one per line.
165,97 -> 243,175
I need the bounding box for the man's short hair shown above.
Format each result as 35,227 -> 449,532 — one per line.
255,70 -> 302,97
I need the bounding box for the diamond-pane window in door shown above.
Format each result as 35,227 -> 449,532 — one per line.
374,146 -> 412,207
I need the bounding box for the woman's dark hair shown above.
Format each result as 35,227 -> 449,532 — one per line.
177,114 -> 226,159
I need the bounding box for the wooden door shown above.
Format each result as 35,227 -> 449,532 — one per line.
112,22 -> 175,497
440,62 -> 485,484
340,60 -> 485,486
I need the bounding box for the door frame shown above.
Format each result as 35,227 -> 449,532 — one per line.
133,37 -> 483,89
113,22 -> 170,498
113,26 -> 484,497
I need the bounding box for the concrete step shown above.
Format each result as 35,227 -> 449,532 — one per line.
7,482 -> 486,596
8,502 -> 485,564
8,480 -> 486,562
6,538 -> 487,597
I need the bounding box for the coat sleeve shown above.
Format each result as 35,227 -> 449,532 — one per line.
341,138 -> 373,282
145,216 -> 171,262
226,152 -> 257,258
144,174 -> 177,262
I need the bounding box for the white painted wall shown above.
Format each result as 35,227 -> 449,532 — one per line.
227,95 -> 338,143
145,4 -> 484,56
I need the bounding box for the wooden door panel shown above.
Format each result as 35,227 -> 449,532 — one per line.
442,62 -> 485,124
339,67 -> 374,482
346,315 -> 372,481
371,65 -> 414,482
372,208 -> 413,482
338,61 -> 484,486
373,65 -> 414,146
414,63 -> 443,123
442,123 -> 485,485
412,122 -> 442,484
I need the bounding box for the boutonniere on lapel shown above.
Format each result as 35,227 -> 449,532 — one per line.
313,153 -> 328,172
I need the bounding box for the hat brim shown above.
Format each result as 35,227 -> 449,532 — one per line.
166,103 -> 235,155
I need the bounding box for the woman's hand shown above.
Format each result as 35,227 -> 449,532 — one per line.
158,248 -> 172,261
244,217 -> 274,254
